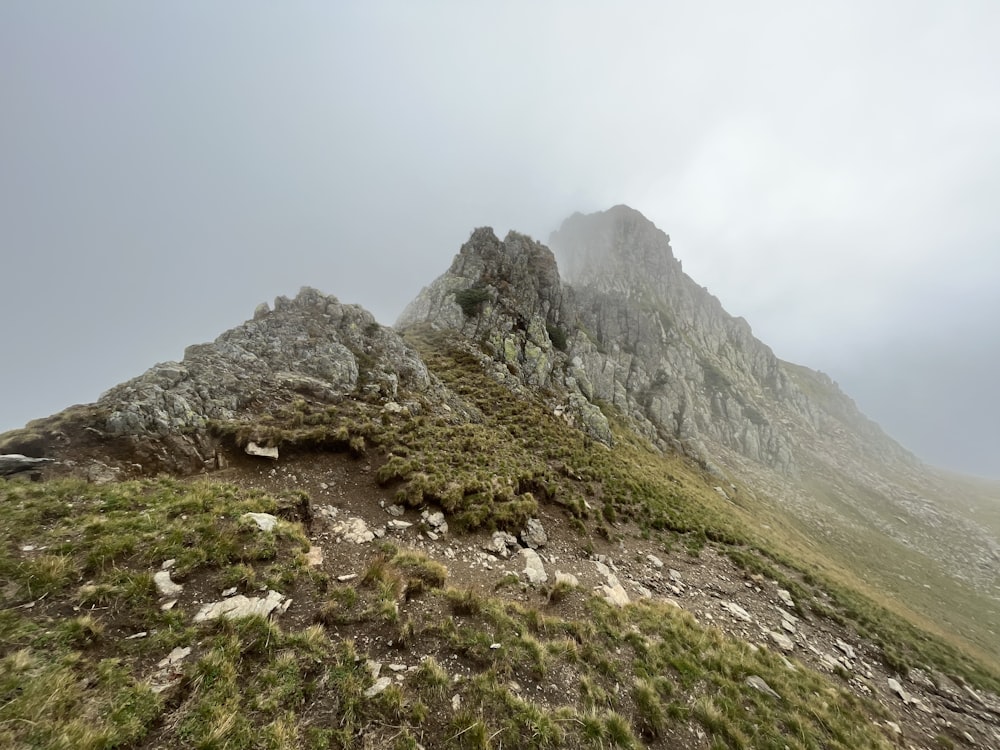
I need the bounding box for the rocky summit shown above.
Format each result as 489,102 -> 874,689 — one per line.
2,206 -> 999,750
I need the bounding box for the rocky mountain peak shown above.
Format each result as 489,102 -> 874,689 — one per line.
400,227 -> 563,327
397,207 -> 924,485
550,204 -> 680,297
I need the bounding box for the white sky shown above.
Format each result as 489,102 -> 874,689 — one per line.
2,2 -> 999,477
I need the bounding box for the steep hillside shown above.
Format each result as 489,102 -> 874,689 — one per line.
400,207 -> 1000,655
2,209 -> 999,749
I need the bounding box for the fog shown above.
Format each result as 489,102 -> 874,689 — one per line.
2,2 -> 998,478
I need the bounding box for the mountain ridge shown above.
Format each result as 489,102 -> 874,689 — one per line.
2,206 -> 999,749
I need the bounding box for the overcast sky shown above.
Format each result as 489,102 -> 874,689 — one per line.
2,2 -> 999,478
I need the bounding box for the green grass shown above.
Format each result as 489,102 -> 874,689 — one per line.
0,478 -> 317,750
0,473 -> 898,749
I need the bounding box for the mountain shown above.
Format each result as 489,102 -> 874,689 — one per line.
2,207 -> 999,749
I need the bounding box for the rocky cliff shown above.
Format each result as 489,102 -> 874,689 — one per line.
398,206 -> 914,481
397,207 -> 1000,597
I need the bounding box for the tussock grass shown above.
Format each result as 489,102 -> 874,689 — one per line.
0,482 -> 898,750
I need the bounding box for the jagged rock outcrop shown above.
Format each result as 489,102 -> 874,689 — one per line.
398,229 -> 613,444
549,206 -> 802,473
101,287 -> 434,439
397,211 -> 795,470
0,287 -> 462,473
399,206 -> 921,481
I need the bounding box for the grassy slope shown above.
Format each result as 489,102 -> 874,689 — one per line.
1,329 -> 996,748
781,359 -> 1000,678
0,476 -> 890,750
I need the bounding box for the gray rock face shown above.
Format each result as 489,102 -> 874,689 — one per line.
550,206 -> 798,471
397,206 -> 920,481
397,229 -> 614,445
769,630 -> 795,652
100,287 -> 435,442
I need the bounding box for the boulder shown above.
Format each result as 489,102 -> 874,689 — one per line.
154,570 -> 183,597
245,442 -> 279,460
241,512 -> 278,531
520,548 -> 548,585
521,518 -> 548,549
193,590 -> 286,622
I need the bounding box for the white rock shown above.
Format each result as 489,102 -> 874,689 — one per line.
334,517 -> 375,544
193,590 -> 285,622
387,519 -> 412,530
768,630 -> 794,652
160,559 -> 176,570
422,511 -> 446,529
554,571 -> 579,587
241,512 -> 278,532
154,570 -> 183,597
245,442 -> 279,460
819,654 -> 839,671
157,646 -> 192,668
125,631 -> 148,640
646,554 -> 664,569
451,694 -> 461,711
160,599 -> 177,611
598,583 -> 630,607
364,677 -> 392,698
520,548 -> 548,585
834,639 -> 856,659
887,677 -> 909,703
776,589 -> 795,608
337,573 -> 358,582
722,602 -> 753,622
221,586 -> 238,597
745,675 -> 780,700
